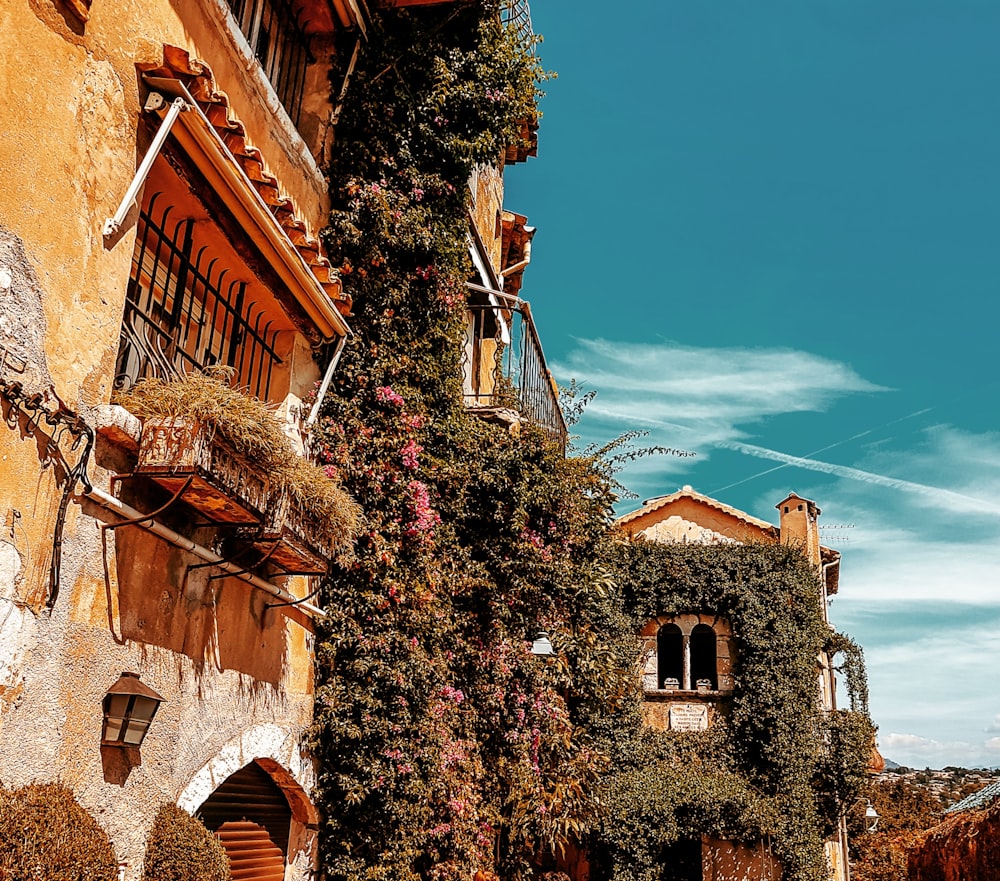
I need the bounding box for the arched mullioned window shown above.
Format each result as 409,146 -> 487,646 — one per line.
642,614 -> 733,693
657,623 -> 683,690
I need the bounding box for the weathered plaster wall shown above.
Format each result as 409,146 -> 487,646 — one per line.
629,499 -> 774,545
471,161 -> 505,275
0,1 -> 329,877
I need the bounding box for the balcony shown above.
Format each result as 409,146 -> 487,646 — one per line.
462,284 -> 567,450
251,490 -> 339,575
115,371 -> 359,582
135,416 -> 272,525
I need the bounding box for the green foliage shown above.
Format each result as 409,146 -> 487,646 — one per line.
310,4 -> 611,880
591,541 -> 875,881
0,782 -> 117,881
141,803 -> 231,881
849,778 -> 944,881
826,630 -> 870,715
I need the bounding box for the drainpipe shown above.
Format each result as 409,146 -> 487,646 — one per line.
500,237 -> 532,278
306,333 -> 347,429
84,486 -> 325,618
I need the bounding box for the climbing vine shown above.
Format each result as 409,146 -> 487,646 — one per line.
308,4 -> 617,880
307,3 -> 873,881
592,540 -> 875,881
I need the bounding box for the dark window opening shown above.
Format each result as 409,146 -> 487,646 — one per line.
225,0 -> 313,127
659,838 -> 702,881
657,623 -> 683,690
690,624 -> 717,691
115,190 -> 284,400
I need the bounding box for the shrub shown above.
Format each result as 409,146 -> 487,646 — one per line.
0,782 -> 117,881
142,803 -> 231,881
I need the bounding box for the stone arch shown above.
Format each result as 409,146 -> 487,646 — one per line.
177,723 -> 316,822
640,613 -> 734,693
177,724 -> 318,880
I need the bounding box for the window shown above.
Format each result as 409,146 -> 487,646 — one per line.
225,0 -> 313,126
657,623 -> 683,690
645,615 -> 732,694
690,624 -> 717,691
114,156 -> 295,403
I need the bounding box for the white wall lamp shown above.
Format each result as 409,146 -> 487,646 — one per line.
530,631 -> 554,656
864,800 -> 880,832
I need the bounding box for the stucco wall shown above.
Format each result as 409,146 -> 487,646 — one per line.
0,0 -> 331,876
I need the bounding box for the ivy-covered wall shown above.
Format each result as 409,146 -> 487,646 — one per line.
593,541 -> 874,881
309,4 -> 617,879
309,4 -> 873,881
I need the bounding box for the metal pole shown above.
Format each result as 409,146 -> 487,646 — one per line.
103,95 -> 189,239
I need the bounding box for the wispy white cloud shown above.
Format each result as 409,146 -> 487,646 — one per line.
554,339 -> 885,445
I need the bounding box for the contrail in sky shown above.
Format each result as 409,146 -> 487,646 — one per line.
719,439 -> 1000,517
711,408 -> 933,495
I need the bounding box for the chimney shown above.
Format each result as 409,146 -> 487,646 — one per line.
776,493 -> 821,566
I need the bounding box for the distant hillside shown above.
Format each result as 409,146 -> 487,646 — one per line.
850,765 -> 1000,881
878,765 -> 1000,809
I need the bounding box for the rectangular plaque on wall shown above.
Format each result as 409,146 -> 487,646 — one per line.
668,703 -> 709,731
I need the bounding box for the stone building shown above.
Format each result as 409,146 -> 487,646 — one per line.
0,0 -> 362,877
618,487 -> 849,881
1,0 -> 558,878
909,780 -> 1000,881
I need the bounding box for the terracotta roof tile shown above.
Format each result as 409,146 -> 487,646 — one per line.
140,47 -> 352,318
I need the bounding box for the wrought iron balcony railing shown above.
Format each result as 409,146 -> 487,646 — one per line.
463,284 -> 567,450
501,0 -> 534,48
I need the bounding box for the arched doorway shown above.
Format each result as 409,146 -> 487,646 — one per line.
198,762 -> 292,881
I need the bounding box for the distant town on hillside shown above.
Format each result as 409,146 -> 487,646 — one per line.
879,763 -> 1000,808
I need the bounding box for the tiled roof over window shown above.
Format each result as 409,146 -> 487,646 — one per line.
139,46 -> 352,319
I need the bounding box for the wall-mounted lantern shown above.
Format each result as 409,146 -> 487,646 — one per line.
864,800 -> 880,832
102,672 -> 164,747
530,631 -> 554,656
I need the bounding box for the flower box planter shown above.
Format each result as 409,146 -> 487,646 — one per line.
135,417 -> 270,525
253,493 -> 331,575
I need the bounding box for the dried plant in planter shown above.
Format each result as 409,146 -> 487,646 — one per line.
142,803 -> 232,881
283,456 -> 362,561
115,369 -> 360,554
0,782 -> 117,881
115,368 -> 293,471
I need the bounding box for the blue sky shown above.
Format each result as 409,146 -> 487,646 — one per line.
504,1 -> 1000,768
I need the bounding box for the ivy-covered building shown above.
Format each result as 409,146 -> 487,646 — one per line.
605,487 -> 867,881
